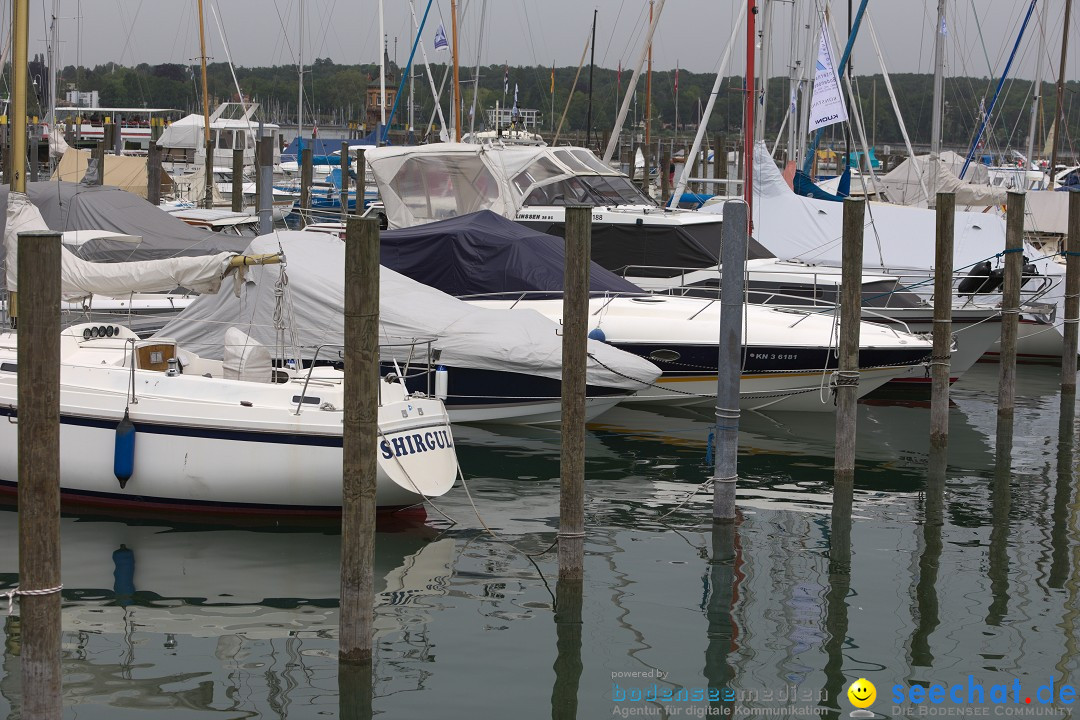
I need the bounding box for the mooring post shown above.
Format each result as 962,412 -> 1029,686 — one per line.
341,216 -> 380,668
340,140 -> 351,222
103,122 -> 114,156
714,134 -> 725,182
300,146 -> 313,214
231,146 -> 244,213
204,138 -> 216,209
997,191 -> 1025,420
91,140 -> 105,186
258,136 -> 273,236
714,200 -> 747,522
1062,191 -> 1080,394
28,125 -> 38,182
930,192 -> 955,449
355,148 -> 366,219
113,118 -> 123,155
660,146 -> 671,206
834,199 -> 865,481
17,231 -> 62,719
642,143 -> 652,197
146,141 -> 162,205
559,205 -> 591,581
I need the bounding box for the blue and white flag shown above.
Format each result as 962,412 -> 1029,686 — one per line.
434,23 -> 449,51
808,22 -> 847,131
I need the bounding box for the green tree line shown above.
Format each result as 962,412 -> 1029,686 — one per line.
23,58 -> 1080,157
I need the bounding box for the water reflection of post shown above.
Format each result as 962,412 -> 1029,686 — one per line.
1050,393 -> 1076,589
704,522 -> 737,715
822,475 -> 852,714
339,661 -> 373,720
551,578 -> 584,720
986,418 -> 1014,626
909,446 -> 946,667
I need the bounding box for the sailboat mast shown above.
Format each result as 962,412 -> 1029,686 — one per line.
645,1 -> 653,156
299,0 -> 304,140
1025,0 -> 1048,170
47,0 -> 59,167
586,9 -> 596,148
1050,0 -> 1073,185
745,0 -> 756,221
928,0 -> 945,207
379,0 -> 386,130
11,0 -> 27,192
451,0 -> 461,141
197,0 -> 213,207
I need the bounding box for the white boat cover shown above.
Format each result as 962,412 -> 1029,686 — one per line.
877,151 -> 1006,208
1023,190 -> 1070,235
157,231 -> 661,391
4,193 -> 235,299
706,142 -> 1054,276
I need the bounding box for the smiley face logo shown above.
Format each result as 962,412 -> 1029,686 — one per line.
847,678 -> 876,709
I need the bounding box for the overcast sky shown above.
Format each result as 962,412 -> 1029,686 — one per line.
27,0 -> 1080,85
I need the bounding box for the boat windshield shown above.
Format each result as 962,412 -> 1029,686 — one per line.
524,175 -> 652,207
512,156 -> 565,195
567,148 -> 613,174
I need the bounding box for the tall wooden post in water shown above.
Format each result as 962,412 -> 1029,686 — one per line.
341,216 -> 381,667
257,136 -> 274,236
997,191 -> 1025,419
714,200 -> 747,522
204,138 -> 216,209
340,141 -> 351,222
1062,192 -> 1080,394
930,193 -> 954,448
559,206 -> 591,581
355,148 -> 367,219
300,146 -> 314,214
17,231 -> 63,719
834,199 -> 864,481
660,147 -> 671,206
231,146 -> 244,213
147,142 -> 163,205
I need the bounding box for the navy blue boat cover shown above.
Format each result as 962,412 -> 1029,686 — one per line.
380,210 -> 643,297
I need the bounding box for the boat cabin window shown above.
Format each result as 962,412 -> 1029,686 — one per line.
569,149 -> 613,174
525,175 -> 651,207
511,157 -> 564,195
553,149 -> 594,174
389,155 -> 501,222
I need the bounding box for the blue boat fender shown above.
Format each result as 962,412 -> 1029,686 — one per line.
588,328 -> 607,342
114,408 -> 136,489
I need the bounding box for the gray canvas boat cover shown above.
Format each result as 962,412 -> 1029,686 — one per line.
0,181 -> 248,265
157,230 -> 660,390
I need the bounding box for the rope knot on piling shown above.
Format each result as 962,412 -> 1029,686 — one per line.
4,584 -> 63,614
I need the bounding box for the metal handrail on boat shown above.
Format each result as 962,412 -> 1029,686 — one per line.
292,337 -> 437,416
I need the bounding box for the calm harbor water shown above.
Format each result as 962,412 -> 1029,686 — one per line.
0,363 -> 1076,719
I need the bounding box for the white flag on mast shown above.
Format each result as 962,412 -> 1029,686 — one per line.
808,23 -> 847,131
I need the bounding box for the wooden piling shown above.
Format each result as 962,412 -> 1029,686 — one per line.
997,191 -> 1025,419
204,138 -> 216,209
834,199 -> 865,480
147,142 -> 162,205
714,200 -> 747,522
28,126 -> 38,182
300,147 -> 313,214
930,192 -> 954,449
17,231 -> 62,720
660,146 -> 671,206
714,133 -> 725,181
90,141 -> 105,186
340,141 -> 351,222
642,143 -> 651,198
355,148 -> 366,218
103,123 -> 115,155
231,146 -> 244,213
340,216 -> 381,665
257,136 -> 273,236
112,119 -> 123,155
559,205 -> 591,581
1062,191 -> 1080,393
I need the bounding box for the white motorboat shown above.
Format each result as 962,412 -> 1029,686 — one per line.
364,142 -> 730,275
471,295 -> 933,412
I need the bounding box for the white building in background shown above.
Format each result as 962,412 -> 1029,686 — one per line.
65,90 -> 99,108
